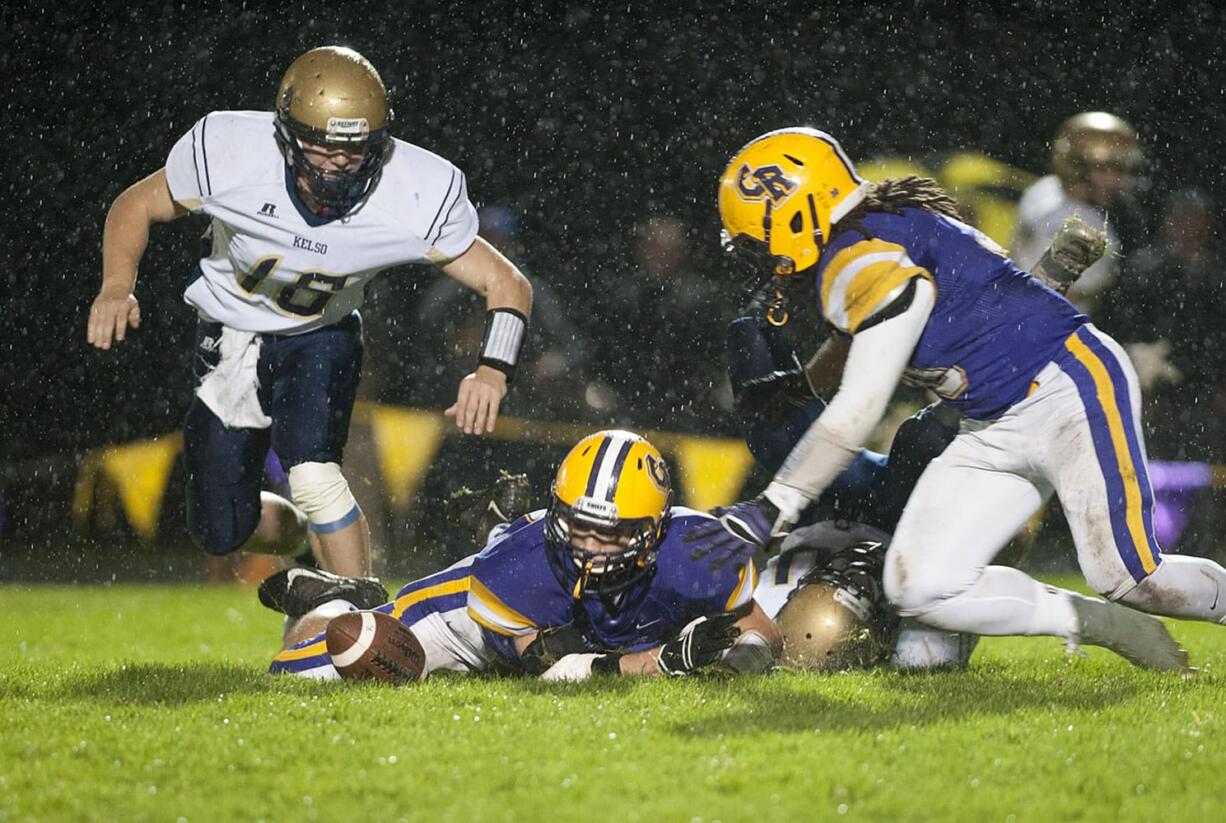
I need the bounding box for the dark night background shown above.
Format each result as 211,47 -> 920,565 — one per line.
2,1 -> 1224,566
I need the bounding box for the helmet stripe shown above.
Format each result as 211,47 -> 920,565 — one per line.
589,431 -> 634,503
603,438 -> 636,504
583,434 -> 613,497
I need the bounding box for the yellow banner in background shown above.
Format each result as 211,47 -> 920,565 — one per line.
359,403 -> 757,512
670,436 -> 756,512
367,406 -> 447,512
74,406 -> 763,541
74,434 -> 182,542
857,151 -> 1036,249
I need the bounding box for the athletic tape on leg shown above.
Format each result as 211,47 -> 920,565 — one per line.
288,462 -> 361,533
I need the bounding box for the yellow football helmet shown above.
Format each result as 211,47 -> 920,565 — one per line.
1052,112 -> 1142,196
718,127 -> 870,277
274,45 -> 393,211
545,430 -> 673,598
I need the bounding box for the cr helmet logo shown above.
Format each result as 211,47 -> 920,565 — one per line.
735,164 -> 797,204
644,454 -> 670,493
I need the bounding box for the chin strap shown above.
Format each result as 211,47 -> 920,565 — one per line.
572,560 -> 593,600
766,289 -> 790,326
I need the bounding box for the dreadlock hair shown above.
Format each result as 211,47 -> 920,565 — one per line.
839,176 -> 965,229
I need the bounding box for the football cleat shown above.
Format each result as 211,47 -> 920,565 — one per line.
446,470 -> 533,544
1069,595 -> 1190,672
258,567 -> 389,620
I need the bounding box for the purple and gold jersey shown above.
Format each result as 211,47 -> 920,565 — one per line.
816,208 -> 1087,420
270,507 -> 758,679
467,507 -> 757,661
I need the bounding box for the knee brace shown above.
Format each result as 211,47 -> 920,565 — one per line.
287,462 -> 361,534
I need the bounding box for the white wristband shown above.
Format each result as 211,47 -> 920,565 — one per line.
479,308 -> 527,382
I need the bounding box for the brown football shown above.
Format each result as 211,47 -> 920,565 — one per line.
325,611 -> 427,685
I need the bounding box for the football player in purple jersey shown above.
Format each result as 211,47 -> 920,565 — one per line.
265,430 -> 781,681
689,127 -> 1226,672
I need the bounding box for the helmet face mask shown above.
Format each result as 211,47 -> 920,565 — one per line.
545,499 -> 661,598
274,46 -> 393,213
721,230 -> 786,283
544,431 -> 673,600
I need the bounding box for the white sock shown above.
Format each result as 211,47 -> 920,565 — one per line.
282,599 -> 358,645
1121,555 -> 1226,624
310,598 -> 359,619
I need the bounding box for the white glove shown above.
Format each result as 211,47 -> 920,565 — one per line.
539,653 -> 603,682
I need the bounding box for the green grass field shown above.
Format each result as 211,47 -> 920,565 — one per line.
2,580 -> 1224,822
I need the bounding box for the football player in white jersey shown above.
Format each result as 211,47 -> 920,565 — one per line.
1012,112 -> 1142,314
87,46 -> 532,577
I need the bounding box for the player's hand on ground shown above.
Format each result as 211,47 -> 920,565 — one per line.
539,653 -> 605,682
519,623 -> 592,676
656,612 -> 741,676
686,496 -> 779,571
87,290 -> 141,349
445,365 -> 508,435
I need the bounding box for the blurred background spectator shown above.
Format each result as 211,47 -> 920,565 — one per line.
593,215 -> 737,433
365,205 -> 613,422
1013,112 -> 1146,315
1103,190 -> 1226,461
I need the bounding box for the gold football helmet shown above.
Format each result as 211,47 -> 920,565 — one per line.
545,430 -> 673,598
1051,112 -> 1142,200
718,127 -> 870,277
775,542 -> 899,671
274,45 -> 393,211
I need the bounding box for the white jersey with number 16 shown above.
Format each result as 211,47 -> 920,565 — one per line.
164,110 -> 478,334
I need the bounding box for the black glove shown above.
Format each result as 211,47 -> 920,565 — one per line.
657,612 -> 742,676
735,367 -> 817,420
519,623 -> 592,676
445,470 -> 533,544
686,495 -> 781,571
726,314 -> 816,422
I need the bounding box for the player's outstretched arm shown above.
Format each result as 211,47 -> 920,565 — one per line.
539,612 -> 744,681
89,168 -> 187,349
440,237 -> 533,434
